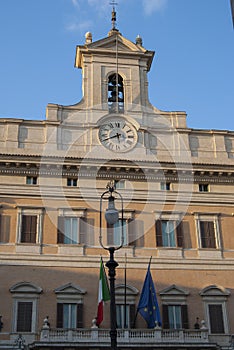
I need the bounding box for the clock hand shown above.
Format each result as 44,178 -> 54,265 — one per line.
102,133 -> 121,142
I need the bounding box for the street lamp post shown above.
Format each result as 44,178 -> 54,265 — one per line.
99,181 -> 124,350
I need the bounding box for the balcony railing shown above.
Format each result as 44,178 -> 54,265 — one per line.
39,327 -> 210,345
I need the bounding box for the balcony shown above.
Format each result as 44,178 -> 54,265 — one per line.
27,327 -> 223,349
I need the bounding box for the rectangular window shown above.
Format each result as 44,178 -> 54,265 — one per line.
116,304 -> 135,329
108,219 -> 128,246
17,302 -> 33,332
168,305 -> 182,329
21,215 -> 37,243
26,176 -> 37,185
156,220 -> 183,248
208,304 -> 224,334
199,184 -> 209,192
116,305 -> 130,328
161,182 -> 171,191
200,221 -> 216,248
115,180 -> 125,189
57,303 -> 83,328
57,217 -> 94,245
162,304 -> 188,330
107,219 -> 144,247
67,178 -> 77,187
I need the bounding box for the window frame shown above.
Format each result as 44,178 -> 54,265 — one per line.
26,176 -> 37,185
55,283 -> 86,329
67,178 -> 78,187
199,184 -> 209,192
10,282 -> 42,334
57,209 -> 93,245
160,285 -> 189,330
115,284 -> 138,329
17,207 -> 44,244
107,212 -> 144,247
155,213 -> 183,248
194,213 -> 221,250
200,285 -> 230,334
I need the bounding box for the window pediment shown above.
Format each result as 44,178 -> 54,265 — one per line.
160,285 -> 189,297
115,284 -> 139,296
55,283 -> 86,295
10,282 -> 42,294
200,285 -> 230,297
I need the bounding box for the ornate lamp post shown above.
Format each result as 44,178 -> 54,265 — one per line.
99,181 -> 124,350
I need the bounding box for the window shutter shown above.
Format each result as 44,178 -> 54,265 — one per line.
209,304 -> 224,334
79,218 -> 86,244
181,305 -> 189,329
207,221 -> 216,248
76,304 -> 83,328
130,220 -> 144,247
156,220 -> 163,247
79,218 -> 95,245
57,216 -> 65,244
0,215 -> 10,243
17,302 -> 32,332
200,221 -> 216,248
128,219 -> 135,246
162,305 -> 169,329
86,218 -> 94,245
57,303 -> 63,328
176,221 -> 184,248
130,304 -> 136,328
21,215 -> 37,243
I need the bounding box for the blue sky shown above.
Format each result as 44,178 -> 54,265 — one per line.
0,0 -> 233,130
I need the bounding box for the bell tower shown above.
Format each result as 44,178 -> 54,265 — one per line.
74,9 -> 155,114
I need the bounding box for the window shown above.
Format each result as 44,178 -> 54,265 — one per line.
161,182 -> 171,191
160,285 -> 189,330
115,285 -> 138,329
107,218 -> 144,247
57,303 -> 83,329
200,285 -> 230,334
195,214 -> 221,250
115,179 -> 125,189
116,304 -> 134,329
67,178 -> 77,187
155,219 -> 183,248
55,283 -> 86,329
108,73 -> 124,113
21,215 -> 37,243
200,221 -> 216,248
199,184 -> 209,192
57,214 -> 94,245
17,208 -> 43,245
26,176 -> 37,185
208,304 -> 224,334
10,282 -> 42,333
162,304 -> 188,329
17,301 -> 33,332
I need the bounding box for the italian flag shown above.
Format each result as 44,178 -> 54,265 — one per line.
96,258 -> 110,326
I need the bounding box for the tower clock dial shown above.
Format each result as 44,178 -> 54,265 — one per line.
98,118 -> 138,152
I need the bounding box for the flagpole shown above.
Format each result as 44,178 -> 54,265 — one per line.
124,253 -> 127,328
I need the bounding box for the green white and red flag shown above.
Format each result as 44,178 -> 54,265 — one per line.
96,258 -> 110,326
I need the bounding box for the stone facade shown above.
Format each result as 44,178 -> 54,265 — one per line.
0,26 -> 233,350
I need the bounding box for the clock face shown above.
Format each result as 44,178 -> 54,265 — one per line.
98,118 -> 138,152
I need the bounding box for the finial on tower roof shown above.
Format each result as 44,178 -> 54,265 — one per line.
110,0 -> 118,30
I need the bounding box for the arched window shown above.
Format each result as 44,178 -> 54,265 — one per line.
108,74 -> 124,113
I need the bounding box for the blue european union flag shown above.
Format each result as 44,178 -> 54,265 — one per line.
137,264 -> 161,328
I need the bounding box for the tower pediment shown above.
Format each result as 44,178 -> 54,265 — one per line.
75,32 -> 154,71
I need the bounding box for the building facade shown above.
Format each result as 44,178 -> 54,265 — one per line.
0,20 -> 234,350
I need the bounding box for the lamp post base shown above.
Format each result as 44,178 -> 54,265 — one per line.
106,247 -> 119,350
